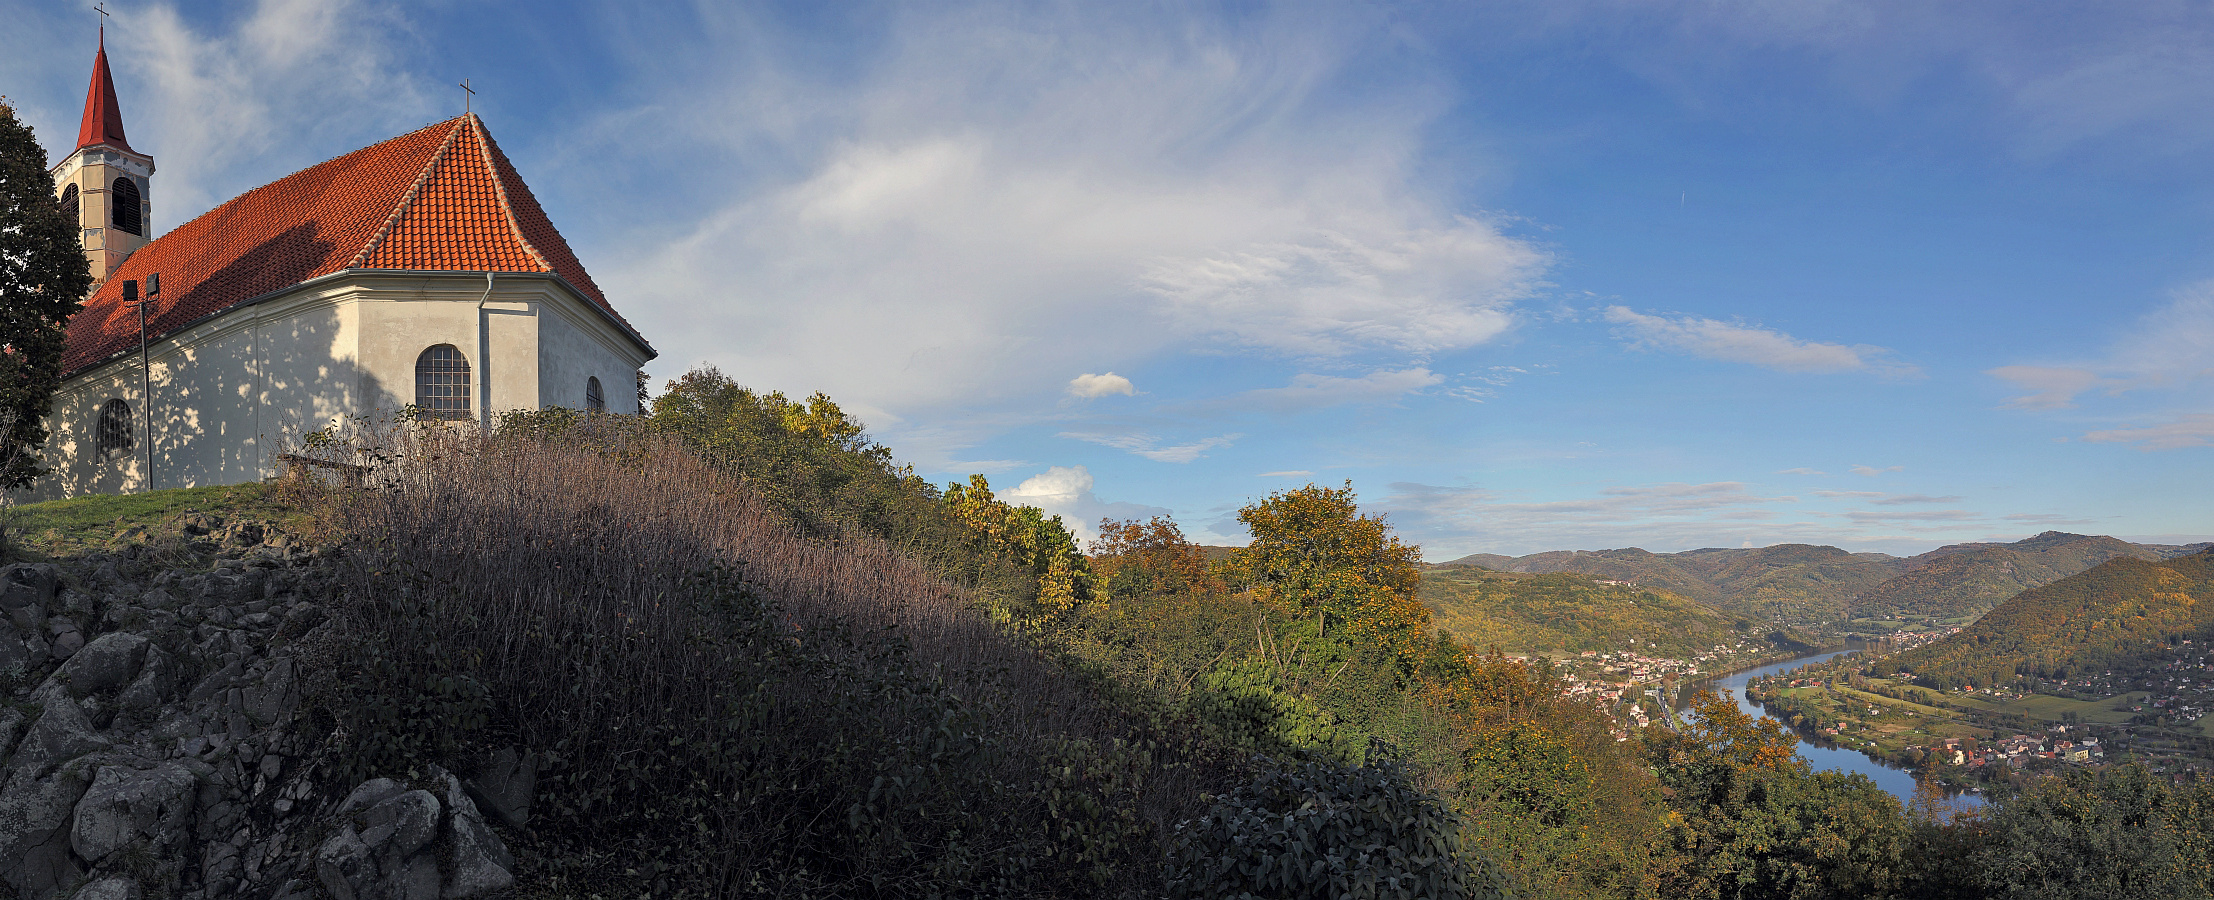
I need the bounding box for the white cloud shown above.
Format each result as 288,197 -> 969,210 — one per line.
999,465 -> 1170,544
1067,373 -> 1136,399
1259,470 -> 1314,477
1141,222 -> 1542,356
1061,431 -> 1240,463
1849,464 -> 1905,476
596,4 -> 1552,418
1813,490 -> 1886,500
1776,467 -> 1829,475
1603,306 -> 1919,376
2082,414 -> 2214,450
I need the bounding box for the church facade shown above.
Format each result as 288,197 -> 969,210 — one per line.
27,37 -> 655,500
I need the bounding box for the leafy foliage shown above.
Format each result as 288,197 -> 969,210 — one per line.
1167,751 -> 1511,900
0,103 -> 92,488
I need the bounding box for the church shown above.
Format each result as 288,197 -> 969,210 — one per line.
27,34 -> 656,500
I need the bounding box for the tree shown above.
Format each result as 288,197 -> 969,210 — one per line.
0,102 -> 92,488
1233,482 -> 1429,664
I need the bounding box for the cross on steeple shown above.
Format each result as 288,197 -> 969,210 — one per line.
96,2 -> 109,37
459,79 -> 474,115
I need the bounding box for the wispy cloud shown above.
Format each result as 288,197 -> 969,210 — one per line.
1603,306 -> 1919,376
1776,467 -> 1829,475
1849,464 -> 1905,476
1211,368 -> 1443,414
2083,413 -> 2214,450
1991,284 -> 2214,447
1061,431 -> 1240,463
1259,470 -> 1314,477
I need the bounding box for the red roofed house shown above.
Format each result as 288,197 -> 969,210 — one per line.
31,35 -> 654,499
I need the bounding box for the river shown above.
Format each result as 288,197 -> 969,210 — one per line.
1692,648 -> 1985,811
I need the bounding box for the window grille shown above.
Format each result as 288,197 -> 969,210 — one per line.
59,184 -> 79,224
96,399 -> 134,462
585,376 -> 605,412
415,344 -> 471,419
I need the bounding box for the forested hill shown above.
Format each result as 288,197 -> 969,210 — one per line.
1419,566 -> 1806,658
1445,532 -> 2212,631
1847,531 -> 2181,622
1444,544 -> 1902,629
1881,548 -> 2214,689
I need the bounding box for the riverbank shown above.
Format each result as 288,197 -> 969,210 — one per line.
1686,647 -> 1984,810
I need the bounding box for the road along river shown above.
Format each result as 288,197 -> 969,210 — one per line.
1688,648 -> 1984,812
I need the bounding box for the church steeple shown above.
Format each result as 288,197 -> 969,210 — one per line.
53,26 -> 155,291
75,28 -> 134,153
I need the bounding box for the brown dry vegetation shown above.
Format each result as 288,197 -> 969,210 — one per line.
289,415 -> 1231,896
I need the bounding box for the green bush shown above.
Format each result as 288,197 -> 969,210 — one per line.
1167,750 -> 1510,900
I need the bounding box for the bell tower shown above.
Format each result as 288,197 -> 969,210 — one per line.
51,27 -> 154,291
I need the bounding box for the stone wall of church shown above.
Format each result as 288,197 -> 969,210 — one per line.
18,272 -> 651,502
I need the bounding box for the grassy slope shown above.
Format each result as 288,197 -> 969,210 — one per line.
4,482 -> 305,560
1420,566 -> 1778,658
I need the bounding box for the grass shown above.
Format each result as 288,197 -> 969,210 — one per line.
3,482 -> 305,561
1950,691 -> 2139,725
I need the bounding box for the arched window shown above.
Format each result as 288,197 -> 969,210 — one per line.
415,344 -> 471,419
111,176 -> 143,236
585,376 -> 605,412
96,399 -> 134,462
58,184 -> 79,225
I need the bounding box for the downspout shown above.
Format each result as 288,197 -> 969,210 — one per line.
477,271 -> 494,431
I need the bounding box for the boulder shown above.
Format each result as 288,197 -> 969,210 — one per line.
116,645 -> 174,711
0,563 -> 58,630
319,787 -> 446,900
58,632 -> 149,698
8,692 -> 111,782
0,764 -> 91,898
432,767 -> 513,897
70,762 -> 196,862
464,747 -> 536,828
67,875 -> 140,900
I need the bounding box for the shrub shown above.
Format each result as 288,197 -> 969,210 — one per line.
1167,749 -> 1511,900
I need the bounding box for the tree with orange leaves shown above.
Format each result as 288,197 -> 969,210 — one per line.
1090,516 -> 1221,600
1232,483 -> 1430,667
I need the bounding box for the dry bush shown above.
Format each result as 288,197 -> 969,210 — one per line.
289,414 -> 1228,896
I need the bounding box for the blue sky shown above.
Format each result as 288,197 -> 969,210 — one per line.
5,1 -> 2210,557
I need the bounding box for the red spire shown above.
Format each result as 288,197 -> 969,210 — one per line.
75,28 -> 133,153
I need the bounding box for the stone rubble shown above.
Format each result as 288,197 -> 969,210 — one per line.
0,515 -> 524,899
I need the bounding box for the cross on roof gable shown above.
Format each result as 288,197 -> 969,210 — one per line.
63,114 -> 647,377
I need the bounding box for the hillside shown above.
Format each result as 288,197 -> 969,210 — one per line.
1848,532 -> 2164,622
1443,544 -> 1902,629
1440,532 -> 2213,632
1882,549 -> 2214,689
1420,566 -> 1802,660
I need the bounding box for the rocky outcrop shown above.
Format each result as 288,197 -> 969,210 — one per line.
0,515 -> 521,899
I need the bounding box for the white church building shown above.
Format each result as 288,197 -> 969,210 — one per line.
28,35 -> 655,500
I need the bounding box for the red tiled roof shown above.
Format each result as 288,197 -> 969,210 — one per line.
64,114 -> 647,376
75,32 -> 132,153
